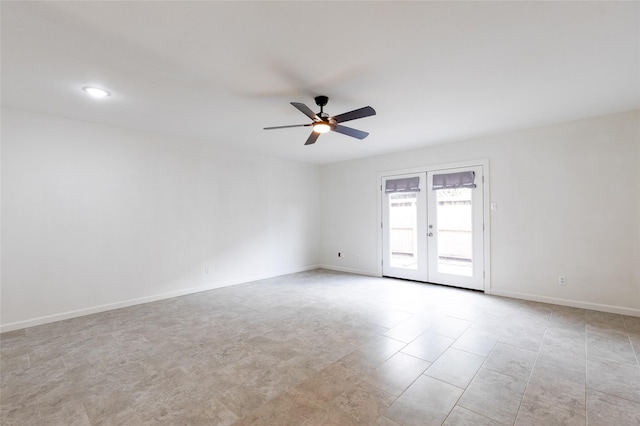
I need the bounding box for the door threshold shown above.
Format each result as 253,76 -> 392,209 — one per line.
382,276 -> 484,293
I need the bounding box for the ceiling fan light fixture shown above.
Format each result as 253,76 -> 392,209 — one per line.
82,86 -> 110,98
313,122 -> 331,134
264,96 -> 376,145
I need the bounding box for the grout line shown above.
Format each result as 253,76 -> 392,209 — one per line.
436,315 -> 503,424
512,317 -> 550,426
584,320 -> 589,426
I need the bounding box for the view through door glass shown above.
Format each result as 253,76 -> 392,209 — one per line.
434,187 -> 473,277
389,192 -> 418,269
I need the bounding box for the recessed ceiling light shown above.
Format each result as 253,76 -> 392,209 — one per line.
82,87 -> 110,98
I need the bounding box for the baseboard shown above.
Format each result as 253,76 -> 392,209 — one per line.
317,268 -> 640,317
491,289 -> 640,317
318,264 -> 379,277
0,264 -> 322,333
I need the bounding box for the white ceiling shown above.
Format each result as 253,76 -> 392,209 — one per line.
2,1 -> 639,165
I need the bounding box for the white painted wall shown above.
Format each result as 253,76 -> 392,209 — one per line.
1,108 -> 320,330
320,110 -> 640,315
2,108 -> 638,330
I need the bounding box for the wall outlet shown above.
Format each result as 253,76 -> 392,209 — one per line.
558,275 -> 567,285
205,267 -> 210,276
357,255 -> 361,261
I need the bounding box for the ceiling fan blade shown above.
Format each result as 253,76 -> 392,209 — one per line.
291,102 -> 319,121
264,124 -> 312,130
332,125 -> 369,140
304,131 -> 320,145
332,106 -> 376,123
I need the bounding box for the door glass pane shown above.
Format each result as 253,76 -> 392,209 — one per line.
389,192 -> 418,269
436,188 -> 473,276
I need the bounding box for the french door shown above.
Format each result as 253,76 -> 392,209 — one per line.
382,166 -> 485,291
381,173 -> 427,281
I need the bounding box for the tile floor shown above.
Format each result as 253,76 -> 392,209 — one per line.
1,269 -> 640,425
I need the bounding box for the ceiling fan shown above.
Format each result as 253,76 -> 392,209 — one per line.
264,96 -> 376,145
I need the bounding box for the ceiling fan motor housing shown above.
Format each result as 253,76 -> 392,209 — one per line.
314,95 -> 329,107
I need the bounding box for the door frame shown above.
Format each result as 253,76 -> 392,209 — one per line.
376,159 -> 492,294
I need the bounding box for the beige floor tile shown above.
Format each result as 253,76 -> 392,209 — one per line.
352,335 -> 406,367
430,316 -> 472,339
336,383 -> 395,422
451,328 -> 500,357
424,348 -> 485,389
586,388 -> 640,426
385,375 -> 463,426
586,311 -> 628,338
303,407 -> 359,426
587,358 -> 640,403
364,352 -> 431,396
549,306 -> 586,326
482,342 -> 537,380
384,316 -> 435,343
81,391 -> 142,426
2,270 -> 639,425
515,396 -> 586,426
470,313 -> 510,334
234,386 -> 323,426
441,304 -> 484,322
305,382 -> 396,425
0,353 -> 30,373
586,310 -> 625,328
218,382 -> 276,419
366,309 -> 413,329
631,335 -> 640,358
587,333 -> 638,366
0,397 -> 40,426
40,401 -> 91,426
458,368 -> 527,424
537,330 -> 586,374
292,362 -> 359,406
372,415 -> 402,426
525,358 -> 585,412
499,324 -> 545,351
401,331 -> 455,362
442,406 -> 503,426
623,315 -> 640,335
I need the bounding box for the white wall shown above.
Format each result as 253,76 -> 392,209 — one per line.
2,109 -> 638,330
1,108 -> 320,330
320,110 -> 640,315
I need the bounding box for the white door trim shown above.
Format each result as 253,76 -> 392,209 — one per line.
376,159 -> 492,294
